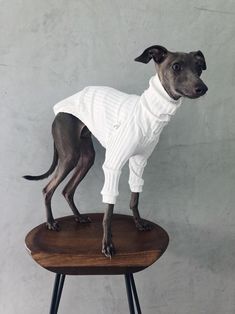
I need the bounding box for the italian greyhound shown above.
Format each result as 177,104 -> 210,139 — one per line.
24,45 -> 208,258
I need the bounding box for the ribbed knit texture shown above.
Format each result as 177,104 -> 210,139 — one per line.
53,74 -> 182,204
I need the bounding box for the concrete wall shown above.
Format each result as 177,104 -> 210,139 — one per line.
1,0 -> 235,313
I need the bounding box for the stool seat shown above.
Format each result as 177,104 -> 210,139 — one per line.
25,213 -> 169,275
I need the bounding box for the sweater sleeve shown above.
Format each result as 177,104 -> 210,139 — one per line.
128,136 -> 159,193
101,120 -> 139,204
128,155 -> 147,192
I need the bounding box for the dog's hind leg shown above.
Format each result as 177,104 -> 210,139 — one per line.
43,113 -> 82,231
43,157 -> 79,230
62,128 -> 95,223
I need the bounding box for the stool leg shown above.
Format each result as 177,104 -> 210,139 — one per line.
125,273 -> 135,314
129,274 -> 142,314
54,274 -> 65,313
49,274 -> 66,314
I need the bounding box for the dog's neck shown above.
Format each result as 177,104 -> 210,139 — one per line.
137,74 -> 182,137
140,73 -> 182,119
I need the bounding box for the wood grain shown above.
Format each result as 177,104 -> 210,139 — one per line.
25,213 -> 169,275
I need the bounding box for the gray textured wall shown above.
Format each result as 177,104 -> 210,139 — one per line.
1,0 -> 235,313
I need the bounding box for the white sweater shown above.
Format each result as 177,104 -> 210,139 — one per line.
53,74 -> 182,204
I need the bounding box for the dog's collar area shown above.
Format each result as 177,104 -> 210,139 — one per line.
152,73 -> 182,106
140,74 -> 182,120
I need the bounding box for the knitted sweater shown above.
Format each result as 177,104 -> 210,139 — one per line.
53,74 -> 182,204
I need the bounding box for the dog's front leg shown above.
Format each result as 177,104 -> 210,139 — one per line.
130,192 -> 153,231
102,204 -> 115,258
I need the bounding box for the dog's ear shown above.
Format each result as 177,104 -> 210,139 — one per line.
135,45 -> 168,64
193,50 -> 207,70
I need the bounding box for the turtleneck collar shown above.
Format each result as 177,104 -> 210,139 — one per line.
140,73 -> 182,119
136,73 -> 183,137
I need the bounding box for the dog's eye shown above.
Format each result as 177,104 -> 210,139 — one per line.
172,63 -> 181,72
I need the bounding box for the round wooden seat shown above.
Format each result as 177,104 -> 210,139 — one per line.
25,213 -> 169,275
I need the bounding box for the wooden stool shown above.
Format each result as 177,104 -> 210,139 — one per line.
25,213 -> 169,314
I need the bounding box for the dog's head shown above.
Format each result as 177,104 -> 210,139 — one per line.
135,45 -> 208,100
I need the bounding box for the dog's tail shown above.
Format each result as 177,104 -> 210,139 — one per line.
23,143 -> 58,181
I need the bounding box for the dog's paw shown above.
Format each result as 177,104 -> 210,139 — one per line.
102,239 -> 115,258
135,219 -> 153,231
46,220 -> 60,231
74,215 -> 91,223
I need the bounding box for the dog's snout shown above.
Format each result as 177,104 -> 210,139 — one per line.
195,84 -> 208,96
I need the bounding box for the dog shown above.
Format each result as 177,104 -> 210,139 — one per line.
24,45 -> 208,258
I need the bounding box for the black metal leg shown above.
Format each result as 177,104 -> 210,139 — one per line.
54,274 -> 65,313
49,274 -> 66,314
125,273 -> 135,314
125,273 -> 142,314
49,273 -> 140,314
129,274 -> 142,314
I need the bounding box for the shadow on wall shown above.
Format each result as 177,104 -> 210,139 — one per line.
163,220 -> 235,275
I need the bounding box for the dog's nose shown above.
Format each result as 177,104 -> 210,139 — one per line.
195,84 -> 208,96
